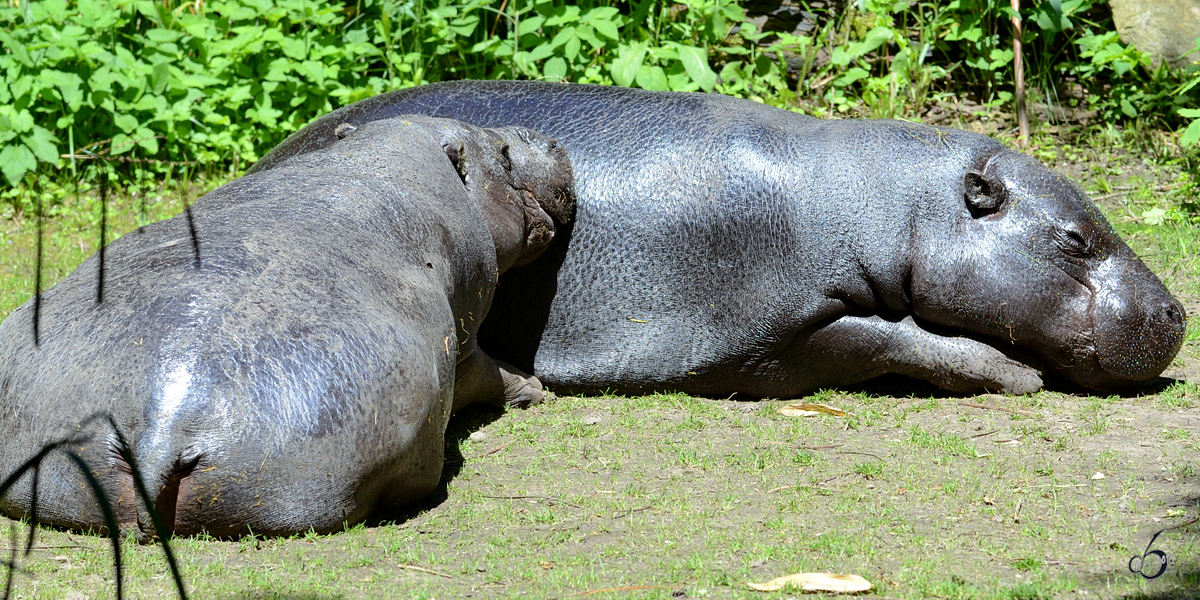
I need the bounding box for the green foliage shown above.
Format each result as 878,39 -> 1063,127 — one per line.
3,0 -> 1200,194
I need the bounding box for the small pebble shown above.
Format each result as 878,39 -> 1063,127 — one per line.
468,431 -> 487,442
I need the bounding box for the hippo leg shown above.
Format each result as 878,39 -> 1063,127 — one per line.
779,315 -> 1043,395
453,343 -> 546,412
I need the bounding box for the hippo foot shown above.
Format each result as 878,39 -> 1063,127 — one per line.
495,360 -> 549,408
891,317 -> 1044,395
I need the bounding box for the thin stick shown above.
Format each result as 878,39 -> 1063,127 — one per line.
478,494 -> 582,508
32,173 -> 43,347
96,172 -> 108,304
483,440 -> 515,457
489,0 -> 508,37
763,441 -> 842,451
566,586 -> 673,597
960,402 -> 1035,416
1011,0 -> 1028,147
969,429 -> 1000,439
399,564 -> 452,579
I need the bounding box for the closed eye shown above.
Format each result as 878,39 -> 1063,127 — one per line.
1056,227 -> 1091,258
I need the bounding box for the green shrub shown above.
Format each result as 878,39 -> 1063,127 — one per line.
2,0 -> 1199,196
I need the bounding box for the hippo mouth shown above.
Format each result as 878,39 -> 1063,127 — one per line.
1053,263 -> 1186,391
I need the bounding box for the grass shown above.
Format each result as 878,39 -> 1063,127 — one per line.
0,125 -> 1197,598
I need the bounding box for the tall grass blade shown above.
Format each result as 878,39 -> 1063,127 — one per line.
61,451 -> 123,599
103,415 -> 188,599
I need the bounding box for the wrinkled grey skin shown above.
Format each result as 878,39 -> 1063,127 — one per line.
253,80 -> 1186,397
0,116 -> 574,538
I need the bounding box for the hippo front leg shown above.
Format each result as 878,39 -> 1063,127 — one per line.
453,342 -> 547,413
797,315 -> 1044,395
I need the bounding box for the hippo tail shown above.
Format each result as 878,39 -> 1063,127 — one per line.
118,438 -> 199,542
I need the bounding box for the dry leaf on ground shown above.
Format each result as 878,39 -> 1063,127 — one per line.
747,572 -> 872,593
778,403 -> 855,418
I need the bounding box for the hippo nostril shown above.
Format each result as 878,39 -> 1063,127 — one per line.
1162,301 -> 1185,328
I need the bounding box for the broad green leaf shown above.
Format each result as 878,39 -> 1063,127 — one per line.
563,31 -> 582,62
526,43 -> 556,62
610,42 -> 648,87
1180,119 -> 1200,146
41,0 -> 69,24
674,44 -> 716,92
830,47 -> 851,67
576,25 -> 604,50
834,67 -> 870,87
40,69 -> 84,111
134,126 -> 158,154
77,0 -> 120,29
635,64 -> 669,91
0,144 -> 36,186
585,7 -> 620,21
151,62 -> 170,94
449,15 -> 480,37
847,27 -> 893,59
543,57 -> 567,80
111,132 -> 131,155
1178,108 -> 1200,118
114,114 -> 138,133
584,8 -> 621,41
146,28 -> 182,43
1120,98 -> 1137,117
518,16 -> 546,37
0,32 -> 32,67
544,5 -> 580,27
276,36 -> 304,60
24,126 -> 60,163
11,109 -> 34,134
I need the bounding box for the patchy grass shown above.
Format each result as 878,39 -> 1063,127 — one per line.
1,390 -> 1197,598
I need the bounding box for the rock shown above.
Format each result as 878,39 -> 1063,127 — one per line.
1110,0 -> 1200,71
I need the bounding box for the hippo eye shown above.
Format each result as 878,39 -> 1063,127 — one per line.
1058,228 -> 1091,258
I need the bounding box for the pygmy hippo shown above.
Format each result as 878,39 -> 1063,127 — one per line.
0,115 -> 575,538
253,80 -> 1186,397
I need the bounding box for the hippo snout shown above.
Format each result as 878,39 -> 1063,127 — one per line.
1087,258 -> 1186,386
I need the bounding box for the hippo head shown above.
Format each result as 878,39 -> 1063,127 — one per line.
436,122 -> 576,273
910,143 -> 1186,391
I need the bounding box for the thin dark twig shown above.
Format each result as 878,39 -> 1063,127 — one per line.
0,412 -> 186,599
23,467 -> 39,559
60,155 -> 197,166
61,451 -> 123,600
969,429 -> 1000,439
178,170 -> 201,269
97,168 -> 109,304
103,415 -> 188,599
478,495 -> 582,509
566,585 -> 674,597
32,173 -> 43,347
960,402 -> 1035,416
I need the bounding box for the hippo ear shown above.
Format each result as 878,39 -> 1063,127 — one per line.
964,169 -> 1007,218
443,140 -> 468,186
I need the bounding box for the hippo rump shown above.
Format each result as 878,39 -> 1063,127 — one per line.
251,80 -> 1186,397
0,116 -> 575,538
